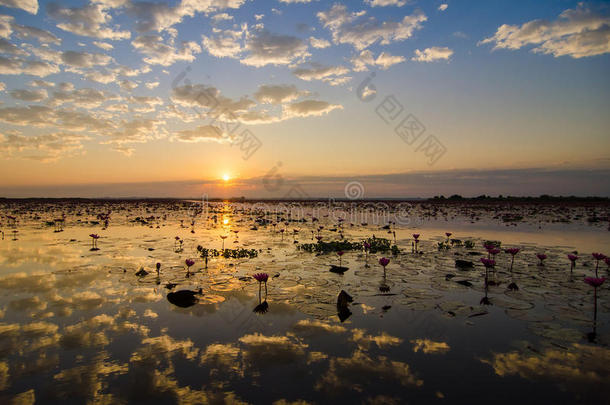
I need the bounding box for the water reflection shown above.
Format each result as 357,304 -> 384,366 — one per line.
0,200 -> 608,403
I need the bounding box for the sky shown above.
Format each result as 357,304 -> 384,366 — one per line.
0,0 -> 609,198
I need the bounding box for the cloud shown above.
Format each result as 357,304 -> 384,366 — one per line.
292,62 -> 349,81
412,46 -> 453,62
0,0 -> 38,14
171,83 -> 254,120
0,105 -> 113,132
211,12 -> 233,22
118,79 -> 138,91
309,36 -> 331,48
93,41 -> 113,50
61,50 -> 113,67
46,2 -> 130,40
480,5 -> 610,58
284,99 -> 342,118
364,0 -> 406,7
316,350 -> 423,392
126,0 -> 245,33
411,339 -> 450,354
253,84 -> 301,104
0,132 -> 89,162
0,38 -> 26,55
351,49 -> 405,71
172,125 -> 227,143
10,88 -> 47,102
438,4 -> 448,12
132,35 -> 201,65
317,4 -> 426,49
278,0 -> 314,3
241,31 -> 309,67
48,87 -> 118,108
8,19 -> 61,44
144,81 -> 159,89
0,56 -> 59,76
201,25 -> 246,58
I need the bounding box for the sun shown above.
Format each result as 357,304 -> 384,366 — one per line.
222,174 -> 230,182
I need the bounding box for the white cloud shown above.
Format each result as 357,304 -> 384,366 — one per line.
171,83 -> 254,120
127,0 -> 245,33
10,88 -> 47,102
61,50 -> 113,67
118,79 -> 138,91
0,56 -> 59,76
10,22 -> 61,44
309,36 -> 331,48
0,38 -> 26,55
480,5 -> 610,58
317,3 -> 426,49
49,87 -> 118,108
93,41 -> 113,50
172,125 -> 227,143
0,15 -> 12,38
278,0 -> 314,3
293,63 -> 349,81
284,99 -> 342,118
438,4 -> 448,12
0,0 -> 38,15
351,49 -> 405,71
0,132 -> 89,162
364,0 -> 406,7
240,31 -> 309,67
46,2 -> 130,40
201,26 -> 246,58
253,84 -> 301,104
145,81 -> 159,89
412,46 -> 453,62
30,79 -> 55,88
212,13 -> 233,22
132,35 -> 201,66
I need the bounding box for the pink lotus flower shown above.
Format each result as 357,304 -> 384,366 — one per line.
253,273 -> 269,300
592,253 -> 606,276
379,257 -> 390,268
316,236 -> 323,242
488,248 -> 501,256
185,259 -> 195,268
505,248 -> 520,256
480,258 -> 495,268
337,251 -> 344,256
413,234 -> 420,240
253,273 -> 269,283
363,241 -> 371,250
584,277 -> 606,288
175,236 -> 180,240
537,253 -> 547,265
568,254 -> 578,262
89,233 -> 100,239
445,232 -> 452,237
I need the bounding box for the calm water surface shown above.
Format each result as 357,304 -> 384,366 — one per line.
0,201 -> 609,404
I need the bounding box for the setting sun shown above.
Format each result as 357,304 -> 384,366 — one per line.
222,174 -> 230,182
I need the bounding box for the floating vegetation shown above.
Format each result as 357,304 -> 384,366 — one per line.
300,236 -> 391,254
197,245 -> 259,259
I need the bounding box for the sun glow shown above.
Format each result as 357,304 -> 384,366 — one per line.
222,174 -> 230,182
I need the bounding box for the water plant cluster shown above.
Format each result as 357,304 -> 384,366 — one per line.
299,236 -> 391,254
197,245 -> 259,259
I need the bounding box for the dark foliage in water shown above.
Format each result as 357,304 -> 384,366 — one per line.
300,236 -> 391,254
197,245 -> 259,259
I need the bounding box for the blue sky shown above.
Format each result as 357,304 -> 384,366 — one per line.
0,0 -> 609,197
